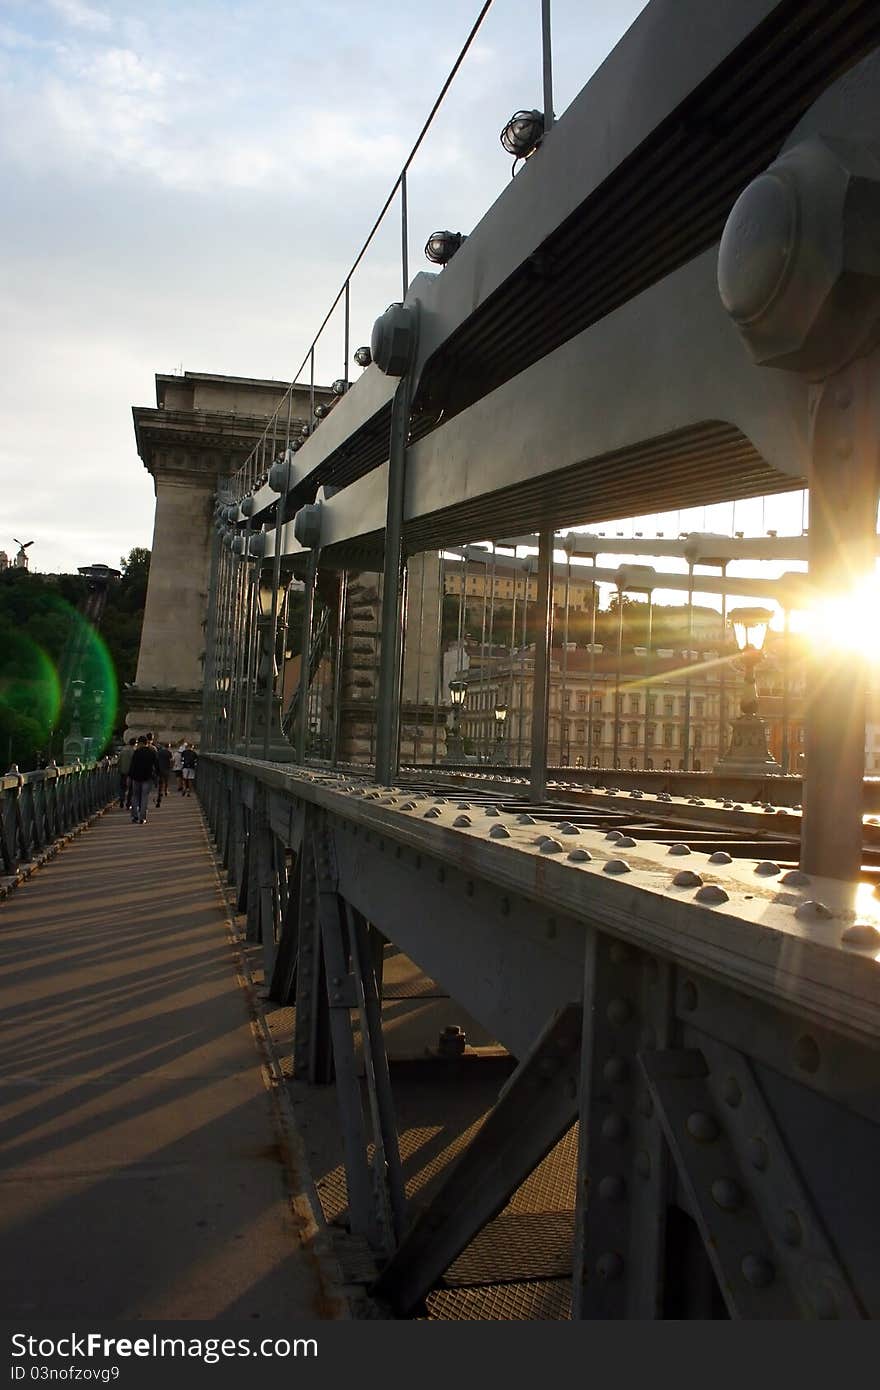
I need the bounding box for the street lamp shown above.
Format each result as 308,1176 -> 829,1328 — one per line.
445,677 -> 468,762
714,606 -> 782,775
252,568 -> 284,754
493,700 -> 508,765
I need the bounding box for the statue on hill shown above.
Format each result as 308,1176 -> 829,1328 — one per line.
13,539 -> 34,570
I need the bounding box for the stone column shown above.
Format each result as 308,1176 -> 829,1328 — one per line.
125,458 -> 214,744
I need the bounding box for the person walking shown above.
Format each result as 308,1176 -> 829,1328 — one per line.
172,743 -> 184,793
118,737 -> 135,809
155,742 -> 172,806
128,735 -> 159,824
180,743 -> 197,796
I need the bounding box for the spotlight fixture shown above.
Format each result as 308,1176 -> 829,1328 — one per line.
300,424 -> 310,438
291,438 -> 303,452
331,378 -> 349,397
354,345 -> 372,368
500,109 -> 544,160
314,403 -> 330,420
424,230 -> 466,266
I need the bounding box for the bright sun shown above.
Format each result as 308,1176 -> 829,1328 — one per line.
795,571 -> 880,664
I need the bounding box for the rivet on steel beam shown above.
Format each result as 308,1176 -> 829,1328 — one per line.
741,1254 -> 775,1288
484,806 -> 499,816
424,808 -> 441,819
399,801 -> 417,810
457,802 -> 470,810
780,869 -> 809,885
709,851 -> 733,864
557,822 -> 581,835
782,1210 -> 803,1246
711,1177 -> 744,1211
453,815 -> 472,827
841,922 -> 880,947
795,900 -> 834,919
696,884 -> 729,904
686,1111 -> 720,1143
601,1114 -> 629,1142
754,861 -> 781,876
596,1252 -> 624,1281
616,835 -> 637,848
604,859 -> 631,875
747,1137 -> 769,1171
603,1057 -> 629,1084
489,824 -> 511,839
607,998 -> 632,1027
668,843 -> 691,856
568,847 -> 592,862
539,838 -> 563,853
605,830 -> 624,842
794,1034 -> 820,1073
688,798 -> 705,806
517,813 -> 537,824
598,1175 -> 626,1202
673,870 -> 703,888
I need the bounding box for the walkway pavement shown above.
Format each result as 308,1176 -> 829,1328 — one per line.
0,788 -> 343,1319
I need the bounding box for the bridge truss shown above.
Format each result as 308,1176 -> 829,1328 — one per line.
197,0 -> 880,1318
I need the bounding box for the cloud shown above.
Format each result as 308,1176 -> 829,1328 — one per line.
46,0 -> 111,33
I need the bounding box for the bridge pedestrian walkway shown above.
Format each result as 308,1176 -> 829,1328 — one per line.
0,789 -> 343,1320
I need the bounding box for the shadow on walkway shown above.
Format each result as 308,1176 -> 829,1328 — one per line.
0,792 -> 342,1319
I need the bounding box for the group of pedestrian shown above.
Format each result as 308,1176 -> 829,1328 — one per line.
118,734 -> 198,823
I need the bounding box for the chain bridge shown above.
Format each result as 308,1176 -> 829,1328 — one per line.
4,0 -> 880,1321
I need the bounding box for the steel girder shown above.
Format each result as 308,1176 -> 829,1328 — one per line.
197,758 -> 880,1319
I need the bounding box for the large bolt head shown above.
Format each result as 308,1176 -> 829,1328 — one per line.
293,501 -> 322,550
718,136 -> 880,378
370,301 -> 416,376
268,458 -> 293,493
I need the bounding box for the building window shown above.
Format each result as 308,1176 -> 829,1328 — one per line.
630,695 -> 640,715
694,728 -> 702,749
564,693 -> 571,711
646,724 -> 656,746
647,696 -> 657,716
629,724 -> 639,746
592,697 -> 603,712
663,724 -> 674,746
577,694 -> 586,711
695,697 -> 705,718
592,723 -> 603,743
663,696 -> 674,715
562,721 -> 570,739
576,722 -> 585,740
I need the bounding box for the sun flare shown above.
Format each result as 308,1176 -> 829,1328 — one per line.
797,572 -> 880,664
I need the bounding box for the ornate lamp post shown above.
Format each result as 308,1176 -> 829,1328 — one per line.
63,679 -> 85,764
254,568 -> 283,755
493,700 -> 508,765
714,606 -> 782,775
444,677 -> 468,762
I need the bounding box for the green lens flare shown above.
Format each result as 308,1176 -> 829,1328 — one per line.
65,608 -> 119,755
0,634 -> 61,749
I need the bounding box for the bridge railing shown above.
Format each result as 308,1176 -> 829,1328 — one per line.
0,761 -> 118,887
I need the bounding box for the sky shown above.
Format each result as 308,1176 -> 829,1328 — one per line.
2,0 -> 668,576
